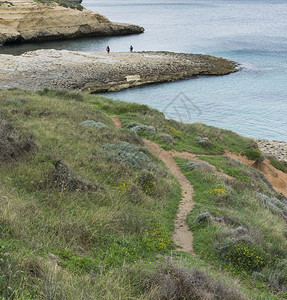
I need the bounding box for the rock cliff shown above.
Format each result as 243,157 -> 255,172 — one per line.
0,0 -> 144,45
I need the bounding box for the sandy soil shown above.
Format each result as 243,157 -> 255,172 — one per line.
225,151 -> 287,197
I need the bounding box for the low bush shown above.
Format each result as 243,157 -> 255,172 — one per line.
263,259 -> 287,292
146,265 -> 245,300
257,193 -> 287,221
186,161 -> 214,173
127,122 -> 156,135
0,120 -> 35,162
136,172 -> 156,196
34,0 -> 83,11
244,148 -> 262,161
80,120 -> 108,129
0,1 -> 13,6
224,240 -> 268,271
195,136 -> 213,148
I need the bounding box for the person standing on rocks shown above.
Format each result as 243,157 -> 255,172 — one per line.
130,45 -> 133,52
106,46 -> 110,53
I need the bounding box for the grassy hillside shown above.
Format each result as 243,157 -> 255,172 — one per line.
0,89 -> 286,299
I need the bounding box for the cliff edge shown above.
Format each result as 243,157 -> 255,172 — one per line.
0,0 -> 144,45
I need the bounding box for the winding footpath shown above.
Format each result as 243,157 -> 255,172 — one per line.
109,116 -> 287,254
110,116 -> 195,253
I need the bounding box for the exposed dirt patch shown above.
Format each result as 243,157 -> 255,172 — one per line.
0,119 -> 35,162
110,115 -> 123,129
224,151 -> 287,197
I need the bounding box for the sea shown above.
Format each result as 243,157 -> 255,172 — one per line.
1,0 -> 286,141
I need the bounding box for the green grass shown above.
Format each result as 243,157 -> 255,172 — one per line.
1,88 -> 286,299
175,156 -> 287,298
0,89 -> 181,298
268,156 -> 287,173
88,94 -> 254,155
198,155 -> 273,188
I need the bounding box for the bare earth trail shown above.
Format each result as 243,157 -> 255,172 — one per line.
143,139 -> 195,253
110,116 -> 195,253
109,116 -> 287,255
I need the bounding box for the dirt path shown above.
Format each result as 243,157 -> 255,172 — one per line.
143,139 -> 194,253
110,115 -> 287,254
110,116 -> 195,253
110,115 -> 123,129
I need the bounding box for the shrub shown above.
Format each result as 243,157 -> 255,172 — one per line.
146,265 -> 245,300
195,212 -> 212,223
102,142 -> 163,173
116,173 -> 156,196
136,172 -> 156,196
208,184 -> 229,203
225,241 -> 268,271
186,161 -> 214,173
80,120 -> 108,129
257,193 -> 287,221
127,122 -> 156,135
195,136 -> 212,148
34,0 -> 83,11
158,134 -> 174,145
263,259 -> 287,292
102,142 -> 150,169
0,120 -> 36,162
244,148 -> 262,160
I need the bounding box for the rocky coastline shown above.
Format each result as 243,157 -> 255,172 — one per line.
0,49 -> 237,92
256,139 -> 287,162
0,0 -> 144,45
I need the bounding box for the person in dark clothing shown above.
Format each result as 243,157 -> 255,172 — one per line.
130,45 -> 133,52
106,46 -> 110,53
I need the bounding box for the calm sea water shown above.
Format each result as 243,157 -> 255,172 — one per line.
1,0 -> 286,141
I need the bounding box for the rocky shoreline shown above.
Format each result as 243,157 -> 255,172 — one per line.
0,49 -> 237,92
0,0 -> 143,45
256,139 -> 287,162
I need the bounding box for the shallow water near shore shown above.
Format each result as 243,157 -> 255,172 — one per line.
1,0 -> 287,141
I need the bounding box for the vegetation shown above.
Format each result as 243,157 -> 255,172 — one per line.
96,98 -> 254,155
34,0 -> 83,11
175,156 -> 287,298
0,88 -> 286,298
0,89 -> 181,298
0,1 -> 13,6
268,155 -> 287,173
